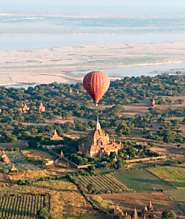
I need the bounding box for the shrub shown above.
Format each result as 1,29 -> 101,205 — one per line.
87,183 -> 99,194
25,179 -> 33,185
3,169 -> 9,174
37,207 -> 50,219
162,210 -> 176,219
17,180 -> 25,185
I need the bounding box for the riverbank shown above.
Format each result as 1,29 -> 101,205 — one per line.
1,41 -> 185,86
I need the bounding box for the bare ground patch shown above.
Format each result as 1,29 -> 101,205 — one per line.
0,140 -> 28,150
89,192 -> 185,219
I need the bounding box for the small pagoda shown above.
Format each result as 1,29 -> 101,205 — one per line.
114,205 -> 124,216
132,208 -> 138,219
0,151 -> 10,163
148,201 -> 153,211
152,99 -> 156,107
39,102 -> 45,112
20,103 -> 29,113
10,164 -> 17,172
142,206 -> 148,218
50,130 -> 63,141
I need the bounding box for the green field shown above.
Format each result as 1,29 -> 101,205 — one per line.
0,152 -> 39,172
112,169 -> 174,192
0,194 -> 48,218
149,166 -> 185,189
78,174 -> 129,193
166,189 -> 185,214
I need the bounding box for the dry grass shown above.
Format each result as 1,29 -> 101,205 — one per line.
22,116 -> 91,127
90,196 -> 116,211
0,173 -> 6,182
90,192 -> 185,219
167,189 -> 185,214
22,149 -> 53,160
8,167 -> 74,182
0,173 -> 8,187
168,147 -> 185,155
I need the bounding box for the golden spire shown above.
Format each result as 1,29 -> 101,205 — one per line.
54,130 -> 58,136
39,101 -> 45,112
96,117 -> 101,130
132,208 -> 138,219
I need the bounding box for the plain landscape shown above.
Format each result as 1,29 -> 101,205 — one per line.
0,4 -> 185,219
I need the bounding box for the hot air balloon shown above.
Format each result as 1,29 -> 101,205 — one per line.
83,71 -> 110,106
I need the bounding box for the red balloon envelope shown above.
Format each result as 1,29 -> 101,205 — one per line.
83,71 -> 110,105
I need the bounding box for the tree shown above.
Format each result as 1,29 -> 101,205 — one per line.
88,165 -> 96,172
87,183 -> 99,194
28,138 -> 38,148
163,134 -> 173,143
110,152 -> 117,159
162,210 -> 176,219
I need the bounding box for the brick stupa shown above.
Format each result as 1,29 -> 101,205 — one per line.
50,130 -> 63,141
39,102 -> 45,112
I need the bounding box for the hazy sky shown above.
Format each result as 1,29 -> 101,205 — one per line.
1,0 -> 185,7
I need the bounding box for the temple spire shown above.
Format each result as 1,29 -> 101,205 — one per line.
96,117 -> 101,130
132,208 -> 138,219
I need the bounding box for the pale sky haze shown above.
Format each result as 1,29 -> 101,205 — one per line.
1,0 -> 185,7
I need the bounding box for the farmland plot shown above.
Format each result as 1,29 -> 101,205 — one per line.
149,166 -> 185,189
166,189 -> 185,214
0,152 -> 39,171
90,192 -> 184,219
0,179 -> 100,219
0,194 -> 48,218
112,169 -> 174,192
22,150 -> 53,160
78,174 -> 129,193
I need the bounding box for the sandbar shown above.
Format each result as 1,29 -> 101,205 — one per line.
1,41 -> 185,86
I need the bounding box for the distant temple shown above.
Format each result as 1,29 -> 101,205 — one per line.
0,151 -> 10,163
132,208 -> 138,219
10,164 -> 17,172
78,118 -> 123,157
113,201 -> 154,219
148,201 -> 153,211
39,102 -> 45,112
45,158 -> 54,166
114,205 -> 124,216
69,88 -> 73,94
50,130 -> 63,141
20,103 -> 29,113
142,206 -> 148,219
152,99 -> 156,107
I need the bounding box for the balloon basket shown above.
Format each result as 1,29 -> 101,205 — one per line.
95,104 -> 98,106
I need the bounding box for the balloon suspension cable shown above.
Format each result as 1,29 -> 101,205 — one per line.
95,103 -> 98,106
